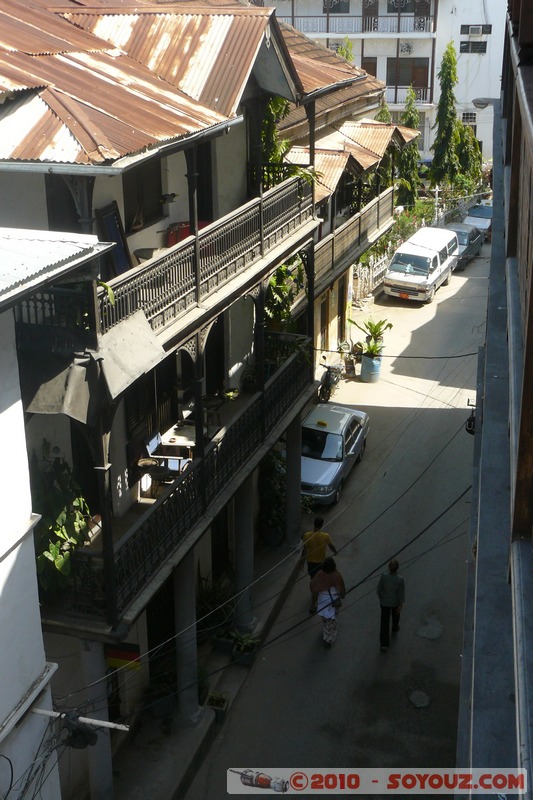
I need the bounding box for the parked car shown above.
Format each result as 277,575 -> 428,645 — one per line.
383,226 -> 459,303
444,222 -> 484,269
463,203 -> 492,242
301,404 -> 370,505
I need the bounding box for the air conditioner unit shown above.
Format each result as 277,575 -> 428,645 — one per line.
468,25 -> 483,36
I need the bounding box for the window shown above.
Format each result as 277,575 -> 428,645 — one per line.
323,0 -> 349,13
122,160 -> 163,233
462,112 -> 478,138
361,56 -> 377,78
386,57 -> 429,89
387,0 -> 415,11
460,41 -> 487,54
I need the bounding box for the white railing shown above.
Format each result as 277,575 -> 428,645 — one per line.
386,86 -> 431,105
277,15 -> 434,35
353,252 -> 390,303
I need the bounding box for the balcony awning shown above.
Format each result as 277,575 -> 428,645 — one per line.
22,311 -> 166,424
94,310 -> 166,401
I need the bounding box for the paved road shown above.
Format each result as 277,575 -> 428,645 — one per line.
184,245 -> 490,799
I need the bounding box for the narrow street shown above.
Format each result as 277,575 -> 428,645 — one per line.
184,244 -> 490,798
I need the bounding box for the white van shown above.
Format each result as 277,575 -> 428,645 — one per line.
383,226 -> 459,303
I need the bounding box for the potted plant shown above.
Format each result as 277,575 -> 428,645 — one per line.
230,631 -> 261,666
205,689 -> 230,723
348,317 -> 393,384
349,317 -> 393,344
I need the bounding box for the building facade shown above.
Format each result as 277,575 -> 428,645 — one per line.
0,1 -> 420,797
457,0 -> 533,783
273,0 -> 506,161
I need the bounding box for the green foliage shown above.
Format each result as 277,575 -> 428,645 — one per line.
261,96 -> 291,163
228,630 -> 261,652
336,37 -> 354,62
396,86 -> 421,207
375,97 -> 392,124
430,42 -> 460,187
31,457 -> 91,591
456,123 -> 483,193
265,257 -> 304,326
348,317 -> 392,356
349,318 -> 393,340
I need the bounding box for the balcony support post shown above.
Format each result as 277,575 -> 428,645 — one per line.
80,639 -> 114,799
185,147 -> 201,305
285,412 -> 302,549
234,474 -> 255,631
174,549 -> 202,723
302,243 -> 315,381
93,416 -> 118,628
255,290 -> 267,441
305,101 -> 316,211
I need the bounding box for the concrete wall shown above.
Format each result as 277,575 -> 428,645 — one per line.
0,311 -> 61,800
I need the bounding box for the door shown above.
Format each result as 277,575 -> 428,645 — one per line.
414,0 -> 431,32
362,0 -> 378,32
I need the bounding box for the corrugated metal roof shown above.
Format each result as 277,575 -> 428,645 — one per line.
0,0 -> 253,164
285,119 -> 420,199
0,44 -> 228,163
61,5 -> 279,117
0,227 -> 113,307
285,146 -> 352,203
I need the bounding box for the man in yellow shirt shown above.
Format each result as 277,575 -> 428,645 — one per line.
301,517 -> 337,613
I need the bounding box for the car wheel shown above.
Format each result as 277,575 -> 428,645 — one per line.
333,481 -> 343,504
357,439 -> 367,463
443,270 -> 451,286
425,287 -> 436,303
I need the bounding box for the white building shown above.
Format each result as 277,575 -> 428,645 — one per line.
0,230 -> 111,800
273,0 -> 506,161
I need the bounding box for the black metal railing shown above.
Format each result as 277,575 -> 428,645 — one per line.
53,344 -> 311,621
98,177 -> 313,334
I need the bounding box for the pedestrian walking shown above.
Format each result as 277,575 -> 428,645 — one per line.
310,557 -> 346,648
301,517 -> 338,613
376,559 -> 405,651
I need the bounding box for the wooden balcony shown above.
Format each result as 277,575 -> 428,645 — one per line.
41,340 -> 313,626
277,14 -> 434,36
99,177 -> 313,336
314,187 -> 394,293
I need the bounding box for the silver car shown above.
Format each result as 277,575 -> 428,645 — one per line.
301,404 -> 370,505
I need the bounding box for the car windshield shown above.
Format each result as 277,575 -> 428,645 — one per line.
389,252 -> 431,276
302,428 -> 343,461
468,205 -> 492,219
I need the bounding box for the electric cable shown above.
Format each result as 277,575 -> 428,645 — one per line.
87,488 -> 471,724
0,755 -> 14,799
54,413 -> 473,715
